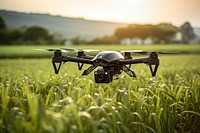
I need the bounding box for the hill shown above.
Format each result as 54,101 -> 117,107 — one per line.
0,10 -> 127,40
1,10 -> 200,40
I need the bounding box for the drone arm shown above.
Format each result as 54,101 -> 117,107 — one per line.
62,56 -> 93,64
82,55 -> 95,60
119,58 -> 159,65
118,58 -> 149,65
52,55 -> 93,74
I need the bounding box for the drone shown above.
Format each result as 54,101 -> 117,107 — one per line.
37,48 -> 178,83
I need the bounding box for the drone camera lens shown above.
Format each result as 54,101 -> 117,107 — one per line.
97,73 -> 104,81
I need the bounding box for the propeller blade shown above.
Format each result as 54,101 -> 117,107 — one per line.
81,49 -> 99,52
35,48 -> 67,52
157,51 -> 180,54
61,48 -> 77,52
35,49 -> 49,52
120,50 -> 143,53
46,48 -> 60,52
35,48 -> 59,52
121,50 -> 149,54
61,48 -> 99,52
121,50 -> 181,55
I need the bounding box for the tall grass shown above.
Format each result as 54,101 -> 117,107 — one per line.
0,54 -> 200,133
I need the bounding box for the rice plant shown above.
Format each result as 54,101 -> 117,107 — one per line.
0,54 -> 200,133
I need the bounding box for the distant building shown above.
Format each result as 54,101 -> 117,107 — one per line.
121,38 -> 132,45
64,40 -> 73,46
120,29 -> 200,45
132,37 -> 143,45
171,31 -> 183,43
121,37 -> 154,45
143,37 -> 154,45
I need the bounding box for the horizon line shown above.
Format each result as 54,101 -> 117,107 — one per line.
0,9 -> 199,27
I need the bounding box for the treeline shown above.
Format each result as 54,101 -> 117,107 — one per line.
0,16 -> 64,45
115,23 -> 198,44
115,23 -> 178,43
0,15 -> 198,45
74,22 -> 197,44
70,35 -> 120,45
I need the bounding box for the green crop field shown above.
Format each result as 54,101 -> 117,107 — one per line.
0,44 -> 200,58
0,45 -> 200,133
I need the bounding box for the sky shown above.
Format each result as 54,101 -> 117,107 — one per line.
0,0 -> 200,26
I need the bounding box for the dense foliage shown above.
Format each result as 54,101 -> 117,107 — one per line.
0,16 -> 64,45
0,45 -> 200,133
0,16 -> 6,30
24,26 -> 50,42
1,16 -> 199,45
180,22 -> 197,43
114,23 -> 179,43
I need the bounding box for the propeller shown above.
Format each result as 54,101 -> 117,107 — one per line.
156,51 -> 180,54
121,50 -> 180,55
61,48 -> 99,52
120,50 -> 143,53
35,48 -> 75,52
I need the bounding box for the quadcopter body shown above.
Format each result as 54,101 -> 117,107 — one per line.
49,49 -> 161,83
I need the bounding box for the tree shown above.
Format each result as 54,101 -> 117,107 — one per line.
180,22 -> 196,42
0,30 -> 9,44
0,16 -> 6,29
24,26 -> 49,43
9,30 -> 23,43
0,16 -> 8,44
114,23 -> 178,43
155,23 -> 178,43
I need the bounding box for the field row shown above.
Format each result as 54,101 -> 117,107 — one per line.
0,44 -> 200,58
0,54 -> 200,132
1,44 -> 200,132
